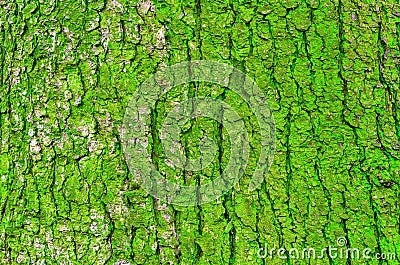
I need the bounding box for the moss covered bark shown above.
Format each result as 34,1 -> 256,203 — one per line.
0,0 -> 399,264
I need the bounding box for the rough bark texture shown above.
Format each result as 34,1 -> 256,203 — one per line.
0,0 -> 399,264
